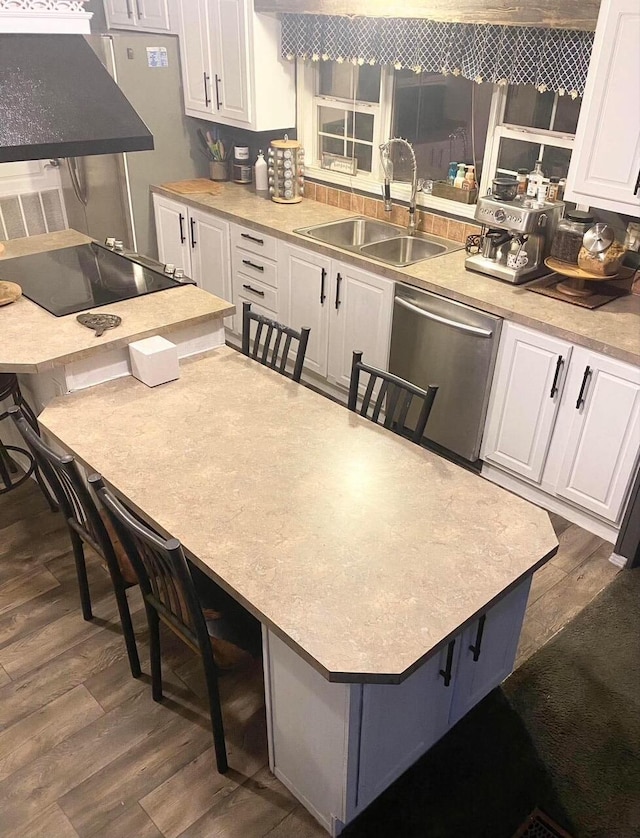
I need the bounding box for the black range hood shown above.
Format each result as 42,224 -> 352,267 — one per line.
0,34 -> 154,163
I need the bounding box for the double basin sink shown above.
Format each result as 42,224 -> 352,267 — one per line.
295,216 -> 462,267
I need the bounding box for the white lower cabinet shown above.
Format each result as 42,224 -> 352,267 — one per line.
266,578 -> 530,836
278,241 -> 394,387
483,322 -> 640,525
153,193 -> 231,305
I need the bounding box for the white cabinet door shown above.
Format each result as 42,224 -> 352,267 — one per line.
175,0 -> 212,116
278,243 -> 330,378
137,0 -> 170,30
482,323 -> 572,484
357,643 -> 457,811
105,0 -> 134,27
565,0 -> 640,213
556,351 -> 640,522
210,0 -> 250,124
189,209 -> 231,303
153,194 -> 190,276
448,580 -> 530,727
327,262 -> 394,389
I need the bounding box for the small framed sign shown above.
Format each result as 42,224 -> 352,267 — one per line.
320,153 -> 358,176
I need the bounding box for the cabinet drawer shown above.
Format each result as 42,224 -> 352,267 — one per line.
231,225 -> 277,261
232,247 -> 277,288
233,273 -> 278,312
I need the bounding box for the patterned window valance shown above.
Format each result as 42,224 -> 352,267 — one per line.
281,15 -> 594,98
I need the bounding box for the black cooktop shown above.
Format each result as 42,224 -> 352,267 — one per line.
0,242 -> 181,317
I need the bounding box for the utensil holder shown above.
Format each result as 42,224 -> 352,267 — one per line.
209,161 -> 229,182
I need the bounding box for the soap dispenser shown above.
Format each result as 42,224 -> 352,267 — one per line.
255,150 -> 268,192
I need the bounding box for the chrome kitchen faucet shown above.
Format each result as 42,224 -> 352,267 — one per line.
379,138 -> 424,236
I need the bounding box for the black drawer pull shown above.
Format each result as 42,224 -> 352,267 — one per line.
550,354 -> 563,398
320,267 -> 326,304
468,615 -> 486,662
241,232 -> 264,245
178,213 -> 185,244
242,259 -> 264,272
576,365 -> 591,409
439,639 -> 456,687
190,217 -> 196,248
242,283 -> 264,297
335,272 -> 342,310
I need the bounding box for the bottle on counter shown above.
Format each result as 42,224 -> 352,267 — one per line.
254,150 -> 268,192
447,162 -> 458,185
526,160 -> 544,197
516,168 -> 529,196
462,165 -> 477,191
453,163 -> 466,189
536,178 -> 550,203
547,177 -> 561,202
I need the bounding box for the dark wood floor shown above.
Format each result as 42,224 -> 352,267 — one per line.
0,479 -> 618,837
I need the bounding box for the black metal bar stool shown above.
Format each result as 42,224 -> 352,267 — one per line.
0,373 -> 57,508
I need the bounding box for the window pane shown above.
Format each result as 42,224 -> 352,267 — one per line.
496,138 -> 572,180
392,71 -> 492,183
345,111 -> 374,143
552,96 -> 581,134
318,63 -> 380,104
321,135 -> 346,157
346,142 -> 373,172
319,107 -> 346,137
504,85 -> 554,130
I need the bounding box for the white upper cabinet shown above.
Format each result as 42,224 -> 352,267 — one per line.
565,0 -> 640,213
174,0 -> 295,131
104,0 -> 171,32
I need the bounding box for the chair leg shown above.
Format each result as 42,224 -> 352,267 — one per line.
69,530 -> 93,621
147,606 -> 163,702
113,582 -> 141,678
201,649 -> 229,774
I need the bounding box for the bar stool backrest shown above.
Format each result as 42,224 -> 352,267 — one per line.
241,301 -> 310,383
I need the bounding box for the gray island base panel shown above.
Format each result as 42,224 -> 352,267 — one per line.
38,346 -> 557,834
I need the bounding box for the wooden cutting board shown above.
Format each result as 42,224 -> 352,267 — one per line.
0,280 -> 22,306
161,179 -> 222,195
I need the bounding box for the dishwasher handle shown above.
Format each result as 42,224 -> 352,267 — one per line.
395,296 -> 494,338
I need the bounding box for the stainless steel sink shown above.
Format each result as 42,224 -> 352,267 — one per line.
297,216 -> 401,248
295,216 -> 461,266
360,236 -> 448,267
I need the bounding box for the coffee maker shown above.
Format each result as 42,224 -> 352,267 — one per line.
465,195 -> 563,284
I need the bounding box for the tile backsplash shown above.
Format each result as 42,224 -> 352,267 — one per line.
305,182 -> 480,244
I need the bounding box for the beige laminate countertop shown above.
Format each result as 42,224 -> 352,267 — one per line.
0,230 -> 234,374
153,184 -> 640,367
39,346 -> 558,683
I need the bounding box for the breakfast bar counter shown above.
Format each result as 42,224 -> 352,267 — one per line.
38,345 -> 558,834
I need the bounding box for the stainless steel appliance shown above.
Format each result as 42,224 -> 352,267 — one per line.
389,285 -> 502,463
59,33 -> 204,259
2,241 -> 183,317
465,195 -> 563,284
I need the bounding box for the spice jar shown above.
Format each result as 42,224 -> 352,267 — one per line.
516,169 -> 528,196
549,210 -> 595,264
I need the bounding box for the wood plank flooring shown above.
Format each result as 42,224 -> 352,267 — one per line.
0,479 -> 618,837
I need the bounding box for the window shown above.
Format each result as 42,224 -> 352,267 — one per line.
297,61 -> 581,214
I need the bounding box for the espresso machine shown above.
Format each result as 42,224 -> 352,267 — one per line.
465,195 -> 563,284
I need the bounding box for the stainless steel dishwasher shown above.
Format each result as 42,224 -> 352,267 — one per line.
389,285 -> 502,463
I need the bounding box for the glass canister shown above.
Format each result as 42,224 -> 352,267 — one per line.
549,210 -> 595,264
267,135 -> 304,204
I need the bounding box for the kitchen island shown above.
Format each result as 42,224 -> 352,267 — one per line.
38,345 -> 558,835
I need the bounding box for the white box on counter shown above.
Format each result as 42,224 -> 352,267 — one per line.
129,335 -> 179,387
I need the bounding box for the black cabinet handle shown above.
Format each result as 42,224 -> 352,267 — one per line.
468,615 -> 486,662
242,284 -> 264,297
634,168 -> 640,196
203,73 -> 211,108
190,218 -> 196,248
320,267 -> 326,304
125,0 -> 133,18
135,0 -> 142,16
550,354 -> 563,399
215,74 -> 222,109
439,639 -> 456,687
242,259 -> 264,272
576,365 -> 592,409
335,272 -> 342,310
241,232 -> 264,245
178,213 -> 186,244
